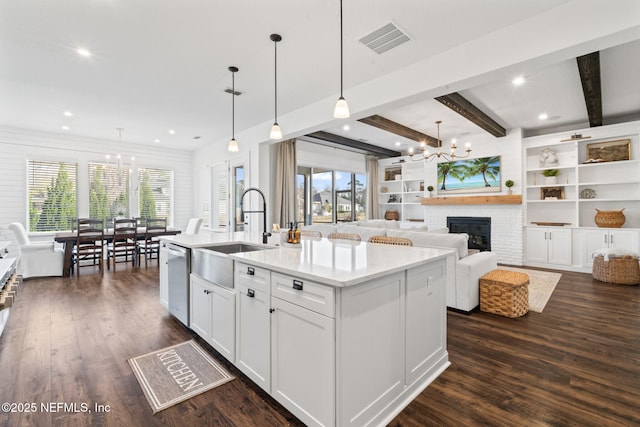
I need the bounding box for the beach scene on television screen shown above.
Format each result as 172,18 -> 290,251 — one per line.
437,156 -> 501,194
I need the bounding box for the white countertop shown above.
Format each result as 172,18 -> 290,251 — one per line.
160,231 -> 272,248
161,232 -> 453,287
230,238 -> 452,287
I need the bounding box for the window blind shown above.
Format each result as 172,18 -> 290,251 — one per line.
28,160 -> 78,232
138,168 -> 173,225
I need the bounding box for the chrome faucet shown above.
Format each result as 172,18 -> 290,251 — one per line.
240,187 -> 271,244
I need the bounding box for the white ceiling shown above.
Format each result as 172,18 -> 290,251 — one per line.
1,1 -> 639,153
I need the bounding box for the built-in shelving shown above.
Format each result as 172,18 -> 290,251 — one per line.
378,157 -> 426,222
522,121 -> 640,272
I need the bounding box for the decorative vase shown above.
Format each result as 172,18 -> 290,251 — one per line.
544,176 -> 557,185
507,188 -> 513,195
594,208 -> 625,228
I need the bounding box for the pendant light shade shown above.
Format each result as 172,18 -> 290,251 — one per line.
334,0 -> 350,118
228,66 -> 239,152
270,34 -> 283,140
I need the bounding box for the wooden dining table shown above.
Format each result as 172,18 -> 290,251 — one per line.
54,228 -> 181,277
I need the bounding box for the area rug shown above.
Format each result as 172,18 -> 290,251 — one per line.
128,340 -> 234,413
499,266 -> 562,313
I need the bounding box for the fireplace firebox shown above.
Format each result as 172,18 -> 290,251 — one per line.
447,217 -> 491,252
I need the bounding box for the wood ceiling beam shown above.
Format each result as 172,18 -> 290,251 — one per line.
305,131 -> 401,158
435,92 -> 506,137
358,115 -> 439,147
576,51 -> 603,127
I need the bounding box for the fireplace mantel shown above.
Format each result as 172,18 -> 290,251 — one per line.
421,194 -> 522,205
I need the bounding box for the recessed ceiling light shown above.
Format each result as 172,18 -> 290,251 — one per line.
63,111 -> 73,117
395,141 -> 401,146
154,139 -> 160,143
538,113 -> 549,120
343,124 -> 350,131
61,125 -> 70,130
512,76 -> 525,86
168,129 -> 175,134
76,47 -> 92,57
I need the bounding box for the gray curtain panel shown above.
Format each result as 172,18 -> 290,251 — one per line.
274,139 -> 297,227
366,155 -> 379,219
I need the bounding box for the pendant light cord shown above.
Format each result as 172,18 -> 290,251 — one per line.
231,70 -> 235,139
274,39 -> 278,123
339,0 -> 344,98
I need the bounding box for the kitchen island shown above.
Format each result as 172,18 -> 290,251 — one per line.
161,233 -> 453,427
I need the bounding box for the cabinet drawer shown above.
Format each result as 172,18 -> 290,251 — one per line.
235,262 -> 270,293
271,272 -> 335,318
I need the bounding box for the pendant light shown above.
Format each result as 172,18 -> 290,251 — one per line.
269,34 -> 283,140
333,0 -> 350,118
228,66 -> 239,152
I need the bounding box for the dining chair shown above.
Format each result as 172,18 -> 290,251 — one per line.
368,235 -> 413,246
185,217 -> 203,235
107,218 -> 138,271
300,230 -> 322,238
327,232 -> 361,242
136,218 -> 166,267
74,218 -> 105,276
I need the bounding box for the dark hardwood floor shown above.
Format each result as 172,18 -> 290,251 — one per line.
0,263 -> 638,426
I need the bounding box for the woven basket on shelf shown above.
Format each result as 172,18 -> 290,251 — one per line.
384,210 -> 399,221
594,209 -> 625,228
592,255 -> 640,285
480,270 -> 529,318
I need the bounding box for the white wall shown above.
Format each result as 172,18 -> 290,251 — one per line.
0,126 -> 193,253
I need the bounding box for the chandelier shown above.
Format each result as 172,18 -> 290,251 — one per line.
105,128 -> 135,185
409,120 -> 471,162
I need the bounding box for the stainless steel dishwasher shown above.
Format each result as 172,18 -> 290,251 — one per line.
167,243 -> 190,326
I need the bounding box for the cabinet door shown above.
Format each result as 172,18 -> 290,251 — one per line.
190,275 -> 212,340
210,284 -> 235,363
235,282 -> 271,392
271,297 -> 335,427
584,230 -> 609,267
547,228 -> 572,265
525,228 -> 549,263
406,262 -> 446,385
609,230 -> 639,252
159,244 -> 169,308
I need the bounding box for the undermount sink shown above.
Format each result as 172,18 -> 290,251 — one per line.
191,243 -> 275,289
206,243 -> 274,254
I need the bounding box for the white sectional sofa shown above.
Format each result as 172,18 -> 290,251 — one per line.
302,220 -> 497,312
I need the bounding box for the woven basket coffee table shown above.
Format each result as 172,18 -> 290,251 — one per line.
480,269 -> 530,318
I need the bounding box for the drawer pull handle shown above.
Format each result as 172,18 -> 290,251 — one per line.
292,280 -> 303,291
247,288 -> 255,298
247,267 -> 255,276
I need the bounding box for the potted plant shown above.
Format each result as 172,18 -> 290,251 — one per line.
542,169 -> 560,185
505,179 -> 514,195
427,185 -> 434,197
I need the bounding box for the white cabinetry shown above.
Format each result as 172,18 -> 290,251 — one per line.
378,157 -> 426,223
405,262 -> 446,385
582,229 -> 639,267
189,274 -> 236,362
270,273 -> 335,427
523,121 -> 640,271
525,227 -> 572,266
235,262 -> 271,392
159,242 -> 168,308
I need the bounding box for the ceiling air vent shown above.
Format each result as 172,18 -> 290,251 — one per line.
359,22 -> 410,54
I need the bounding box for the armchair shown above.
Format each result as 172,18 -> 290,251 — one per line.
8,222 -> 64,278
